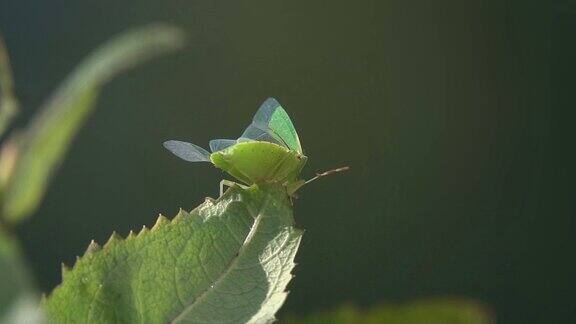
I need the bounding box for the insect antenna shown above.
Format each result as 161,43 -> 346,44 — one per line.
305,166 -> 350,185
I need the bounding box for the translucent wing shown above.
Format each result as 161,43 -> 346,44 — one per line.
240,98 -> 303,153
209,139 -> 237,152
239,124 -> 285,146
163,140 -> 211,162
251,97 -> 281,125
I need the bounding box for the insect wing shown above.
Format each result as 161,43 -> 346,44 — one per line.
163,140 -> 211,162
209,139 -> 237,152
240,97 -> 302,153
239,123 -> 285,146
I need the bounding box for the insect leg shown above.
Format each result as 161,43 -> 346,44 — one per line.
220,179 -> 235,196
219,179 -> 249,196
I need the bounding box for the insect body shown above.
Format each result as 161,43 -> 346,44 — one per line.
164,98 -> 308,196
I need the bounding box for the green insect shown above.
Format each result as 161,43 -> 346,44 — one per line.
163,98 -> 346,196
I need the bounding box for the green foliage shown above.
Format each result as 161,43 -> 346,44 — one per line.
44,185 -> 302,323
282,299 -> 494,324
0,24 -> 185,223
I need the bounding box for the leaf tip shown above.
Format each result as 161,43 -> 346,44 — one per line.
153,214 -> 169,230
104,231 -> 122,248
127,230 -> 136,240
84,239 -> 101,256
173,208 -> 186,222
138,225 -> 149,237
61,262 -> 70,278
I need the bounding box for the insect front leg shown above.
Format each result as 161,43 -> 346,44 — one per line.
220,179 -> 235,196
219,179 -> 249,196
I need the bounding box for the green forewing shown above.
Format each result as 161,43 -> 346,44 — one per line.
268,105 -> 302,153
244,98 -> 302,154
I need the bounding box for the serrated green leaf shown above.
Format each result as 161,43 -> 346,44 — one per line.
0,24 -> 185,223
44,185 -> 302,323
281,299 -> 494,324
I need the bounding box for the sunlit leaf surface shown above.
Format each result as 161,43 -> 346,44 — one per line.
44,185 -> 302,323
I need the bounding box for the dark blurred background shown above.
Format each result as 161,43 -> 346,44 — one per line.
0,0 -> 572,322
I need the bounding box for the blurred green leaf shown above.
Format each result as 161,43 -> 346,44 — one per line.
0,24 -> 185,223
0,34 -> 19,138
44,185 -> 302,323
282,299 -> 494,324
1,295 -> 45,324
0,226 -> 41,322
